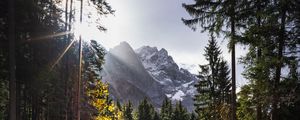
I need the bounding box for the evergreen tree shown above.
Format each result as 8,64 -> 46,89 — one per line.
160,98 -> 173,120
194,64 -> 212,120
217,60 -> 231,104
171,101 -> 189,120
123,101 -> 134,120
153,111 -> 161,120
0,0 -> 114,119
270,1 -> 298,119
237,0 -> 300,119
82,40 -> 122,120
189,112 -> 197,120
138,98 -> 154,120
182,1 -> 248,118
194,34 -> 231,120
237,85 -> 256,120
237,0 -> 276,119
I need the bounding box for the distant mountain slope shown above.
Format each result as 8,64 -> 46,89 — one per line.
102,42 -> 166,107
102,42 -> 197,110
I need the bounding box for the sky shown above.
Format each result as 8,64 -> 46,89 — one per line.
78,0 -> 249,89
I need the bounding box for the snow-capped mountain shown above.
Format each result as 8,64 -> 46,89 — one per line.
102,42 -> 197,110
136,46 -> 197,110
102,42 -> 165,107
179,63 -> 198,75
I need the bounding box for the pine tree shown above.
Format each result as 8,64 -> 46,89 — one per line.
171,101 -> 189,120
216,59 -> 231,120
153,111 -> 161,120
193,34 -> 231,119
237,0 -> 275,119
194,64 -> 212,120
182,1 -> 246,118
237,0 -> 300,119
82,40 -> 120,120
0,0 -> 114,119
138,98 -> 154,120
160,98 -> 173,120
271,1 -> 298,119
217,60 -> 231,104
237,85 -> 256,120
123,101 -> 134,120
189,112 -> 197,120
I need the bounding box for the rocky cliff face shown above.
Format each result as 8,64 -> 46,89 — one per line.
135,46 -> 197,110
102,42 -> 197,110
102,42 -> 166,107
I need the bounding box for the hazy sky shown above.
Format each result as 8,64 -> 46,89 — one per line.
81,0 -> 248,89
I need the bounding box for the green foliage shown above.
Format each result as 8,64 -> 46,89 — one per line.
153,111 -> 161,120
130,98 -> 201,120
171,101 -> 189,120
133,98 -> 195,120
183,0 -> 299,119
193,34 -> 231,120
237,0 -> 300,119
0,0 -> 114,119
123,101 -> 134,120
137,98 -> 155,120
189,112 -> 197,120
237,85 -> 256,120
160,98 -> 173,120
83,40 -> 123,120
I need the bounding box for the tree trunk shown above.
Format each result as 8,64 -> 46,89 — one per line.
9,0 -> 16,119
257,103 -> 262,120
271,6 -> 286,120
76,0 -> 83,120
230,0 -> 237,120
231,43 -> 236,120
64,0 -> 69,119
256,1 -> 262,119
67,0 -> 73,119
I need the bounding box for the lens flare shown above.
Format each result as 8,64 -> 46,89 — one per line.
74,22 -> 99,42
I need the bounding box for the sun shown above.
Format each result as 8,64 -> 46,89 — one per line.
74,22 -> 99,42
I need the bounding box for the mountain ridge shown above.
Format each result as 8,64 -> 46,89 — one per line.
102,42 -> 197,110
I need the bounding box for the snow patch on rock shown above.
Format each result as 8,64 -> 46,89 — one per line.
171,90 -> 185,101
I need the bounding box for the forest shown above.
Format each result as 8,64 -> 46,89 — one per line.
0,0 -> 299,120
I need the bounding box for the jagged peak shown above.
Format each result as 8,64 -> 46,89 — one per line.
159,48 -> 168,56
117,41 -> 131,49
120,41 -> 130,46
109,41 -> 133,53
135,46 -> 158,54
135,46 -> 176,67
135,46 -> 170,57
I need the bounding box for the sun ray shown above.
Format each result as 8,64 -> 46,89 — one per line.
29,31 -> 73,42
50,39 -> 76,71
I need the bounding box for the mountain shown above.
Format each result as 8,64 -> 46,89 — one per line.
179,63 -> 198,75
102,42 -> 197,110
102,42 -> 166,106
135,46 -> 197,110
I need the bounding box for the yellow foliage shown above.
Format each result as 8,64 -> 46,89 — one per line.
87,79 -> 123,120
